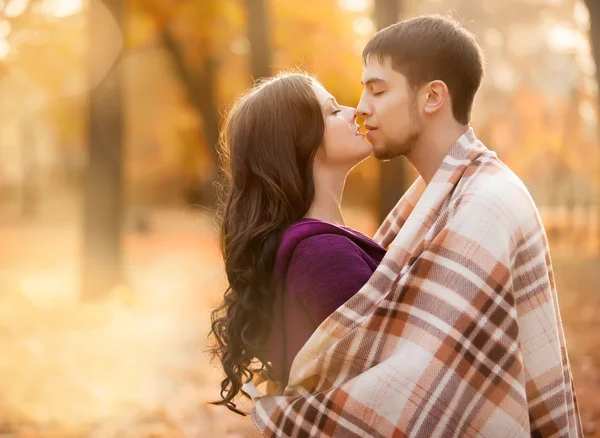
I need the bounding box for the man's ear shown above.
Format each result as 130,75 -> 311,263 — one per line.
423,80 -> 448,115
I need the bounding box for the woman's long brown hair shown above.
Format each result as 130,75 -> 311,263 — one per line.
209,72 -> 325,414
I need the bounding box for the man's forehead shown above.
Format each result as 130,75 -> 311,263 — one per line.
361,55 -> 394,83
361,56 -> 407,86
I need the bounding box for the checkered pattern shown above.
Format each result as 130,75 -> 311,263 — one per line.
252,129 -> 582,437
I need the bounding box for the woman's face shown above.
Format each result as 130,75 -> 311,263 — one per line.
311,82 -> 372,170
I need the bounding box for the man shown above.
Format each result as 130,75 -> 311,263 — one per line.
252,15 -> 582,437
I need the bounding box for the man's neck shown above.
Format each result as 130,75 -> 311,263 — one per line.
407,123 -> 469,185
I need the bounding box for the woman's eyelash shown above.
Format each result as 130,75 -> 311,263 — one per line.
332,109 -> 342,114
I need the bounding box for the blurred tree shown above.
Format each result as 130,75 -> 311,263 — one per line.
160,29 -> 220,205
132,0 -> 242,206
582,0 -> 600,251
245,0 -> 272,80
583,1 -> 599,99
0,0 -> 86,214
81,0 -> 125,301
127,0 -> 374,208
374,0 -> 408,223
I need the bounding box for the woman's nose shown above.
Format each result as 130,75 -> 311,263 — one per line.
347,106 -> 358,122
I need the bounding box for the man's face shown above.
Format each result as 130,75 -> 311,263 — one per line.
357,56 -> 422,161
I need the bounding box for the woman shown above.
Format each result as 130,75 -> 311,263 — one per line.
210,72 -> 386,414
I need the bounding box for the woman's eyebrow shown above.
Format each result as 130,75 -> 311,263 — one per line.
321,97 -> 339,108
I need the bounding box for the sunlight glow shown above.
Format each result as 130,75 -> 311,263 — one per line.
573,1 -> 590,28
352,16 -> 375,36
38,0 -> 82,17
337,0 -> 371,13
4,0 -> 29,17
0,37 -> 9,59
547,24 -> 588,53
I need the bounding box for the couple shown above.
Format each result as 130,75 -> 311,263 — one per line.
210,15 -> 582,437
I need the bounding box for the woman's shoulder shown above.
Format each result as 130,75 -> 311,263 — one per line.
276,218 -> 382,273
291,230 -> 361,259
279,218 -> 367,253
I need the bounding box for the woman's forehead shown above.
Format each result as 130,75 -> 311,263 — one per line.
311,82 -> 334,106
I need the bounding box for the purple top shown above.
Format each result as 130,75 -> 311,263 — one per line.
266,218 -> 386,384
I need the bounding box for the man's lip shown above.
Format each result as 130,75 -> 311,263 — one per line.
365,126 -> 378,131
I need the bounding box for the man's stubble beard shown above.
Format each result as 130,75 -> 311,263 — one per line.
373,120 -> 421,161
374,130 -> 420,161
374,107 -> 422,162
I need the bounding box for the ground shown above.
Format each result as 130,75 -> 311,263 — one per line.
0,198 -> 598,437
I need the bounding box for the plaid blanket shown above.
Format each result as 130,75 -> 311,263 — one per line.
251,129 -> 582,437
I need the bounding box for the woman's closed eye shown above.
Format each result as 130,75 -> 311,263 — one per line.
332,108 -> 342,115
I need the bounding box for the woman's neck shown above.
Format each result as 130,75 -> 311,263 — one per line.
304,166 -> 347,227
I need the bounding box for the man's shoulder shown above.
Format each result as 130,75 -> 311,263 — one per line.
460,154 -> 541,227
468,154 -> 532,201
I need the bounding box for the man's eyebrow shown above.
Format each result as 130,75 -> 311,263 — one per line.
361,77 -> 386,87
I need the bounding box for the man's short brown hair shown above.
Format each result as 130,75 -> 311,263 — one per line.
363,15 -> 484,125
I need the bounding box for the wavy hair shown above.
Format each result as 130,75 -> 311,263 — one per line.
209,72 -> 325,414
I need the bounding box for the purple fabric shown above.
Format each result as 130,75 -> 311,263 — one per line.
266,218 -> 386,384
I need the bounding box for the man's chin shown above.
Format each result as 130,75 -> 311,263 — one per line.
372,147 -> 398,161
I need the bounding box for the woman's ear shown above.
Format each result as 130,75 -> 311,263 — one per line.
423,80 -> 448,116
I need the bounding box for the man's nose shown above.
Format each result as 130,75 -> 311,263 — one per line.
356,95 -> 370,117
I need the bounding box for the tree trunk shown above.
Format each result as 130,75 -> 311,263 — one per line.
583,0 -> 600,254
81,0 -> 124,301
245,0 -> 272,81
374,0 -> 408,223
160,1 -> 272,207
161,30 -> 220,206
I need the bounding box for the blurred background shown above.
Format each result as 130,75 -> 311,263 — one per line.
0,0 -> 598,436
